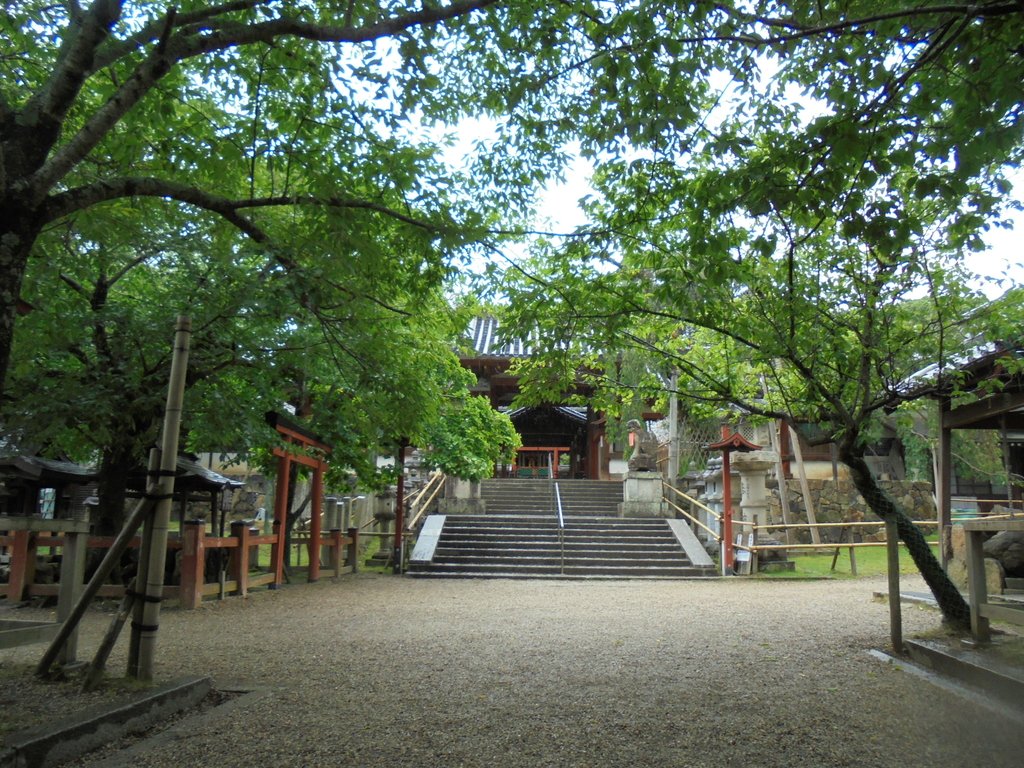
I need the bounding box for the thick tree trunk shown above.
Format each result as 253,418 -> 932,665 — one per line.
0,217 -> 40,397
96,444 -> 137,536
842,451 -> 970,632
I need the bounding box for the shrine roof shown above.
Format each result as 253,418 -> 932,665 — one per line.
463,316 -> 572,359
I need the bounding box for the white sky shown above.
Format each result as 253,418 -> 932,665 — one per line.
535,158 -> 1022,299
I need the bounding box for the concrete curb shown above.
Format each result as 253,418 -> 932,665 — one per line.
0,676 -> 211,768
904,638 -> 1024,709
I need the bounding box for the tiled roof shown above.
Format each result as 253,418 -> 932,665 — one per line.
464,316 -> 572,358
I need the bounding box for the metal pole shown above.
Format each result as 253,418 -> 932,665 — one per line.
128,316 -> 191,681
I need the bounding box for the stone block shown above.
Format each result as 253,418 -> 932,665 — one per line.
619,501 -> 669,518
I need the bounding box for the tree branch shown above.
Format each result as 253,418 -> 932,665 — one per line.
42,176 -> 452,239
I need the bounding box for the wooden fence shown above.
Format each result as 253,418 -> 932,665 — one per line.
0,518 -> 359,610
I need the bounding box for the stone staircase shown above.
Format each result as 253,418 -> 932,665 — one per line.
479,478 -> 622,517
407,514 -> 716,579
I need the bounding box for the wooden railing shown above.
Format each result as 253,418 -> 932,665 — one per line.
406,470 -> 446,533
0,517 -> 360,610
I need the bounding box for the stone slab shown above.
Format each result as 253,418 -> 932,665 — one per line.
666,519 -> 715,568
410,515 -> 446,563
0,676 -> 212,768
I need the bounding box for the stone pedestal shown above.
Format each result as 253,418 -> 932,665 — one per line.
438,477 -> 486,515
619,471 -> 668,517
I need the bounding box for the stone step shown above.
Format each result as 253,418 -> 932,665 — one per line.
428,552 -> 692,565
408,562 -> 709,578
409,512 -> 717,580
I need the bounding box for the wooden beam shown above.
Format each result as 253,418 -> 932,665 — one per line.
943,391 -> 1024,429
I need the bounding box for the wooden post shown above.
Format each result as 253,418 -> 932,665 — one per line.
7,529 -> 35,602
37,493 -> 156,678
965,527 -> 991,643
769,420 -> 793,544
179,520 -> 206,610
270,453 -> 290,588
330,529 -> 343,576
230,520 -> 250,597
82,580 -> 137,691
347,527 -> 359,573
885,518 -> 903,654
788,425 -> 821,544
937,398 -> 953,566
128,316 -> 191,681
308,464 -> 324,582
56,526 -> 88,665
393,443 -> 407,573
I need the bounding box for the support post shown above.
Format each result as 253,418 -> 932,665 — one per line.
330,529 -> 342,576
37,492 -> 156,678
965,527 -> 991,643
230,520 -> 251,597
308,464 -> 324,582
789,425 -> 821,544
127,316 -> 191,681
179,520 -> 206,610
886,518 -> 903,654
270,454 -> 290,588
56,526 -> 88,665
347,527 -> 359,573
7,529 -> 35,602
938,398 -> 953,567
393,443 -> 407,573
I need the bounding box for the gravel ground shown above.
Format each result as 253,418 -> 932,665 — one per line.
3,573 -> 1023,767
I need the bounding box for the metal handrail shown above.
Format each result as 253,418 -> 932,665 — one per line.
554,482 -> 565,575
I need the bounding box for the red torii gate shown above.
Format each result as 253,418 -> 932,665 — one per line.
266,411 -> 332,585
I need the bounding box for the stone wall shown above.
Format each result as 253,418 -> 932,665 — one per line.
767,479 -> 935,543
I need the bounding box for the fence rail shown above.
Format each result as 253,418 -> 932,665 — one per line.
0,518 -> 359,609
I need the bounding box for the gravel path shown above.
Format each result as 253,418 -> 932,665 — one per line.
3,573 -> 1023,767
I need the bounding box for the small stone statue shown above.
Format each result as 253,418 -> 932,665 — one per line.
626,419 -> 659,472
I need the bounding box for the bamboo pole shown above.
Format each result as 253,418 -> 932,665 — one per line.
127,316 -> 191,681
81,579 -> 137,691
788,425 -> 821,544
35,489 -> 156,678
769,420 -> 793,544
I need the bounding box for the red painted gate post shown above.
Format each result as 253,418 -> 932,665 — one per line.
7,529 -> 35,601
230,520 -> 250,597
179,520 -> 206,610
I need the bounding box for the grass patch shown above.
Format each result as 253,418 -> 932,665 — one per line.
756,541 -> 939,579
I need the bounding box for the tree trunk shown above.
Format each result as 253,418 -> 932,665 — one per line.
842,451 -> 970,632
0,217 -> 40,397
96,444 -> 137,536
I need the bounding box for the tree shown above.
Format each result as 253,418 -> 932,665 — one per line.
2,182 -> 492,533
6,2 -> 1021,401
420,386 -> 521,481
1,0 -> 536,398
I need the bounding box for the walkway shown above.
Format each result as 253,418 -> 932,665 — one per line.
4,575 -> 1023,767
